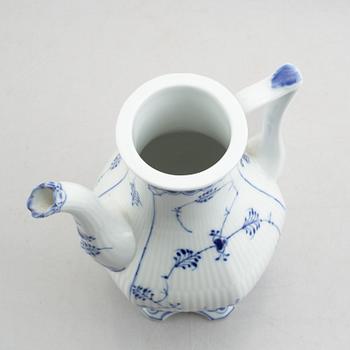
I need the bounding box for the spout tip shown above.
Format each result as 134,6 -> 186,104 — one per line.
27,181 -> 67,218
271,64 -> 302,89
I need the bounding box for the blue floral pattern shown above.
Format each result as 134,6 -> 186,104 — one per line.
172,183 -> 228,233
93,152 -> 285,313
78,228 -> 113,257
128,163 -> 282,310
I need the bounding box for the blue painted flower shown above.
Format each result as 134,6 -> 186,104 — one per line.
80,240 -> 102,256
210,229 -> 230,261
77,228 -> 95,242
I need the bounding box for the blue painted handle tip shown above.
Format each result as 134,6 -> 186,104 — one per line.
271,64 -> 302,88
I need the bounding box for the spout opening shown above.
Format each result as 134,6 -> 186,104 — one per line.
27,181 -> 67,218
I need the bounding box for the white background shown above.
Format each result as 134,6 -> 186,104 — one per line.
1,1 -> 349,349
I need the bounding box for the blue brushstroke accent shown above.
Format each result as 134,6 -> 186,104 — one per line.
271,64 -> 302,88
80,240 -> 113,256
77,228 -> 113,257
128,190 -> 157,298
172,182 -> 228,234
143,303 -> 238,321
172,207 -> 193,233
127,155 -> 282,312
77,226 -> 124,271
238,168 -> 286,210
197,305 -> 236,320
130,180 -> 142,207
148,185 -> 213,197
150,183 -> 226,235
27,181 -> 67,218
110,154 -> 122,170
98,170 -> 129,198
97,153 -> 122,183
130,174 -> 281,311
240,154 -> 251,167
261,214 -> 281,235
141,308 -> 176,321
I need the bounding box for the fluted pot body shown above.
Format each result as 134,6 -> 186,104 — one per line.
93,150 -> 285,318
27,65 -> 302,320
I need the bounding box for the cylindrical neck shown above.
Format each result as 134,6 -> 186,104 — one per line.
116,73 -> 247,192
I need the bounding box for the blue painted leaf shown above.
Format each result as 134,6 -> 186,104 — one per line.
195,186 -> 220,203
173,248 -> 202,270
130,181 -> 142,207
78,229 -> 113,257
131,285 -> 155,301
80,241 -> 101,256
243,208 -> 261,238
77,228 -> 95,242
110,154 -> 122,170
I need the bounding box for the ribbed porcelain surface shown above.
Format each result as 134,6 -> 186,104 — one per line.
27,65 -> 302,320
93,151 -> 285,313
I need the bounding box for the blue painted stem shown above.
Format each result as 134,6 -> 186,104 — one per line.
98,170 -> 129,198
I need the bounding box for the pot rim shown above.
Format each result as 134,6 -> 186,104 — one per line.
116,73 -> 247,191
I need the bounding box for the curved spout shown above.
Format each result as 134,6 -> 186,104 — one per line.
27,181 -> 136,272
236,64 -> 302,179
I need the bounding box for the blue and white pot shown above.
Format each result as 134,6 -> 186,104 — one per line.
27,64 -> 302,320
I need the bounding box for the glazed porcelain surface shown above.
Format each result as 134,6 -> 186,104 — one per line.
27,64 -> 302,321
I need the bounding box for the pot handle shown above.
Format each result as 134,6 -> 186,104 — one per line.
236,64 -> 302,179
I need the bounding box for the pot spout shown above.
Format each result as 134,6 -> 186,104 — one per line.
27,181 -> 136,272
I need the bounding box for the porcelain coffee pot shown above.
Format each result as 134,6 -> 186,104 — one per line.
27,64 -> 302,320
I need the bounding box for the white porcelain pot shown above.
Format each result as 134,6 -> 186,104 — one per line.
27,64 -> 302,320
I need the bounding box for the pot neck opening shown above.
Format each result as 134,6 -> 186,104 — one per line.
116,74 -> 247,191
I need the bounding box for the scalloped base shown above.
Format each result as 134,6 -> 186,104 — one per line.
141,307 -> 177,321
141,305 -> 236,321
196,305 -> 235,320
